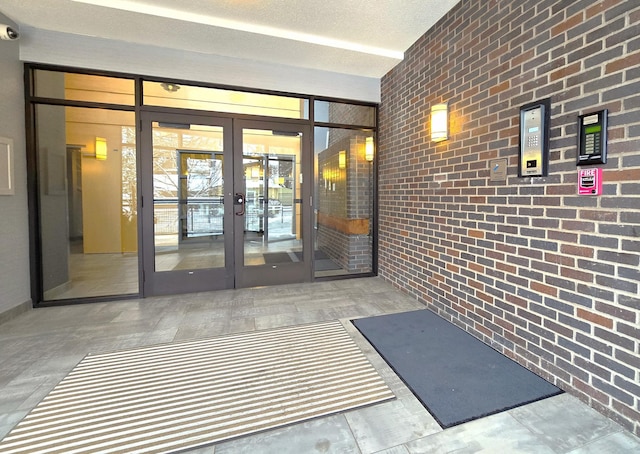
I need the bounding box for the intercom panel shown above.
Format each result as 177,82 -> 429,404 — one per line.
577,109 -> 607,165
519,98 -> 550,177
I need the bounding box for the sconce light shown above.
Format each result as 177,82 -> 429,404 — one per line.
431,103 -> 448,142
365,136 -> 374,162
95,137 -> 107,160
338,150 -> 346,169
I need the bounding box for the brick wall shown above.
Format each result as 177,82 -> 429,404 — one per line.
379,0 -> 640,435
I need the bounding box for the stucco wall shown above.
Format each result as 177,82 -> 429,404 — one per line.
0,14 -> 30,320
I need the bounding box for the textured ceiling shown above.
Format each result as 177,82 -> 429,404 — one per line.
0,0 -> 460,78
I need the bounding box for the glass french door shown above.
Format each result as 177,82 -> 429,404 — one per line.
233,120 -> 311,288
140,112 -> 310,295
140,112 -> 233,295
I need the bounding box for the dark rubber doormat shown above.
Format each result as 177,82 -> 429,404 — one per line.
352,309 -> 563,428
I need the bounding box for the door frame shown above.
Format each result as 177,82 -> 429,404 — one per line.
140,111 -> 312,296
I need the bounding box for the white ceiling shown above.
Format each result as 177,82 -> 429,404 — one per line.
0,0 -> 459,78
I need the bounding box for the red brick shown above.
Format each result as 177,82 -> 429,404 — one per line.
577,309 -> 614,329
531,281 -> 558,297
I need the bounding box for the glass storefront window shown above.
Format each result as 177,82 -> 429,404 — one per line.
36,105 -> 138,300
314,127 -> 374,277
314,100 -> 376,127
34,70 -> 135,105
143,81 -> 309,119
29,66 -> 376,303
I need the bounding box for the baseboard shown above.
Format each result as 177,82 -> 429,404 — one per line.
0,299 -> 32,326
43,281 -> 71,300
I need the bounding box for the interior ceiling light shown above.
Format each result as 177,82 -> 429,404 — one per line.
71,0 -> 404,59
160,82 -> 180,92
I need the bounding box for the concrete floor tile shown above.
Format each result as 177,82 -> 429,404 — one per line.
173,323 -> 225,341
510,394 -> 624,452
226,316 -> 256,334
179,445 -> 216,454
566,431 -> 640,454
254,313 -> 306,330
214,414 -> 361,454
405,412 -> 556,454
143,327 -> 181,344
373,446 -> 410,454
345,399 -> 441,453
0,411 -> 28,440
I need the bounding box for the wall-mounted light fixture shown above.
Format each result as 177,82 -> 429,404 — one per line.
431,103 -> 448,142
338,150 -> 346,169
365,136 -> 374,162
95,137 -> 107,160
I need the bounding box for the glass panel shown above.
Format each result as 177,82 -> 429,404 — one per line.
144,81 -> 309,119
34,70 -> 135,105
242,129 -> 302,266
152,122 -> 225,272
180,152 -> 224,239
314,127 -> 374,277
37,105 -> 138,300
314,100 -> 376,127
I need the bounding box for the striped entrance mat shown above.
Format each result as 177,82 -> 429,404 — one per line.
0,321 -> 393,454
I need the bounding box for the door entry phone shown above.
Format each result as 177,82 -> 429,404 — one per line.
577,109 -> 607,165
519,98 -> 550,177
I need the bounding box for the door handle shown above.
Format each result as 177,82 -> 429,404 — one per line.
234,193 -> 245,216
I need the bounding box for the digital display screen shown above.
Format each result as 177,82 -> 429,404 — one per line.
585,124 -> 601,134
528,126 -> 539,133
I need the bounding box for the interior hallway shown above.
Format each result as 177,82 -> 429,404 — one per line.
1,277 -> 639,453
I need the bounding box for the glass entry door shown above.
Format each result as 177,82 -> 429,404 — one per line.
141,112 -> 310,295
141,112 -> 233,295
233,120 -> 311,288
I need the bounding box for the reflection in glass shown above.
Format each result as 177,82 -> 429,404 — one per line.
314,127 -> 374,277
152,123 -> 226,272
37,105 -> 138,300
314,100 -> 376,127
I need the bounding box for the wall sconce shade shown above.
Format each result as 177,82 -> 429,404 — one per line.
95,137 -> 107,160
338,150 -> 346,169
431,103 -> 448,142
365,136 -> 374,161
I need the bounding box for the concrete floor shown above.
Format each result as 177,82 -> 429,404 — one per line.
1,277 -> 639,453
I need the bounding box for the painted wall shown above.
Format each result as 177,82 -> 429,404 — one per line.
65,109 -> 136,254
37,103 -> 70,294
380,0 -> 640,437
0,13 -> 30,318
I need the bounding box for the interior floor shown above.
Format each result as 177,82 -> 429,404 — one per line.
44,237 -> 350,301
2,277 -> 638,453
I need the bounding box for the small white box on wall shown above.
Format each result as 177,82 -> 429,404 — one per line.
0,137 -> 14,195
